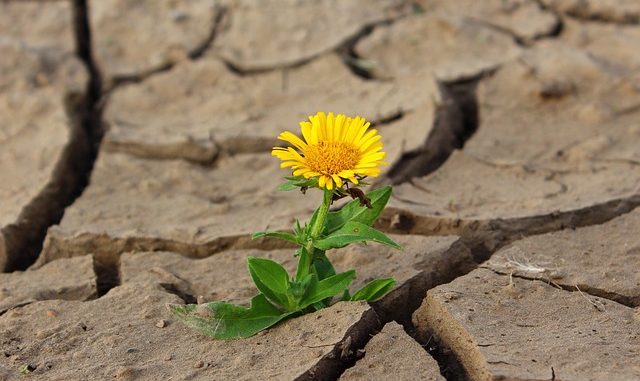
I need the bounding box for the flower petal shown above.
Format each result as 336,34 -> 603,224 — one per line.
278,131 -> 308,150
299,121 -> 315,145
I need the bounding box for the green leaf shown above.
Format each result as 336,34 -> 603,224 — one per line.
247,257 -> 292,309
299,270 -> 356,309
313,221 -> 401,250
169,294 -> 295,339
304,205 -> 322,237
312,250 -> 336,281
252,231 -> 299,245
325,186 -> 391,233
295,247 -> 313,281
289,273 -> 314,299
278,176 -> 319,191
350,278 -> 396,302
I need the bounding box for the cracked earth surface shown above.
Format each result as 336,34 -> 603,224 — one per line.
1,0 -> 639,380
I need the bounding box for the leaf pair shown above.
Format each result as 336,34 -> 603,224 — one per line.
248,257 -> 356,312
252,186 -> 399,251
171,257 -> 359,339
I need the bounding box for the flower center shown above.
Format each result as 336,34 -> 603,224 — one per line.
305,141 -> 360,175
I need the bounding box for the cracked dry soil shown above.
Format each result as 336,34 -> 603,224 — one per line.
1,0 -> 639,380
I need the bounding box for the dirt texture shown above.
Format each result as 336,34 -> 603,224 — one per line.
2,0 -> 640,379
119,235 -> 474,324
38,151 -> 318,266
0,256 -> 96,315
485,208 -> 640,307
423,0 -> 560,42
103,53 -> 438,164
210,0 -> 411,72
355,12 -> 521,82
89,0 -> 222,81
381,37 -> 640,243
0,282 -> 378,380
414,268 -> 640,380
541,0 -> 640,23
340,322 -> 444,381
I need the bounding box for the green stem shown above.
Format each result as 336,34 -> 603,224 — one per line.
309,189 -> 332,241
299,189 -> 332,278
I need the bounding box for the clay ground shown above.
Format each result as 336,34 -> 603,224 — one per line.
1,0 -> 640,380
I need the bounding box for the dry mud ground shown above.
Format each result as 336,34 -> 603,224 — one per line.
1,0 -> 640,380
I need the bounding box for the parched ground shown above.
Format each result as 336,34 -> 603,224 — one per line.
1,0 -> 639,380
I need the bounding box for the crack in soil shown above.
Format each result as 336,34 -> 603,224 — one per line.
377,192 -> 640,254
218,19 -> 391,77
333,238 -> 492,381
337,20 -> 392,80
482,266 -> 640,308
43,232 -> 297,296
108,5 -> 227,90
218,1 -> 421,78
295,308 -> 381,381
381,78 -> 480,186
0,0 -> 103,272
464,5 -> 563,47
538,2 -> 640,25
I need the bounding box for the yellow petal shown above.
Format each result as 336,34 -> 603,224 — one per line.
327,112 -> 335,141
272,149 -> 296,160
299,121 -> 316,145
331,174 -> 343,188
341,116 -> 352,141
278,131 -> 307,150
286,147 -> 306,162
326,176 -> 334,190
280,161 -> 301,168
358,167 -> 382,175
317,112 -> 327,141
356,129 -> 378,148
361,141 -> 383,155
356,160 -> 379,168
293,168 -> 309,176
318,175 -> 327,188
360,137 -> 382,153
360,151 -> 386,162
337,170 -> 355,178
335,114 -> 346,141
352,121 -> 371,144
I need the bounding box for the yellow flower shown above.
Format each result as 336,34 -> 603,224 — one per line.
272,112 -> 386,190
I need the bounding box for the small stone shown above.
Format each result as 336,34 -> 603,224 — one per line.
163,355 -> 172,361
155,319 -> 166,328
46,310 -> 58,318
194,360 -> 204,369
126,348 -> 138,354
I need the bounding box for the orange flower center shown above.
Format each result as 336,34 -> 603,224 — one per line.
304,141 -> 360,175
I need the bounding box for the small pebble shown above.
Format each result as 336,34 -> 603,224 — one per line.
46,310 -> 58,318
194,360 -> 204,369
164,355 -> 173,361
156,319 -> 166,328
126,348 -> 138,354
